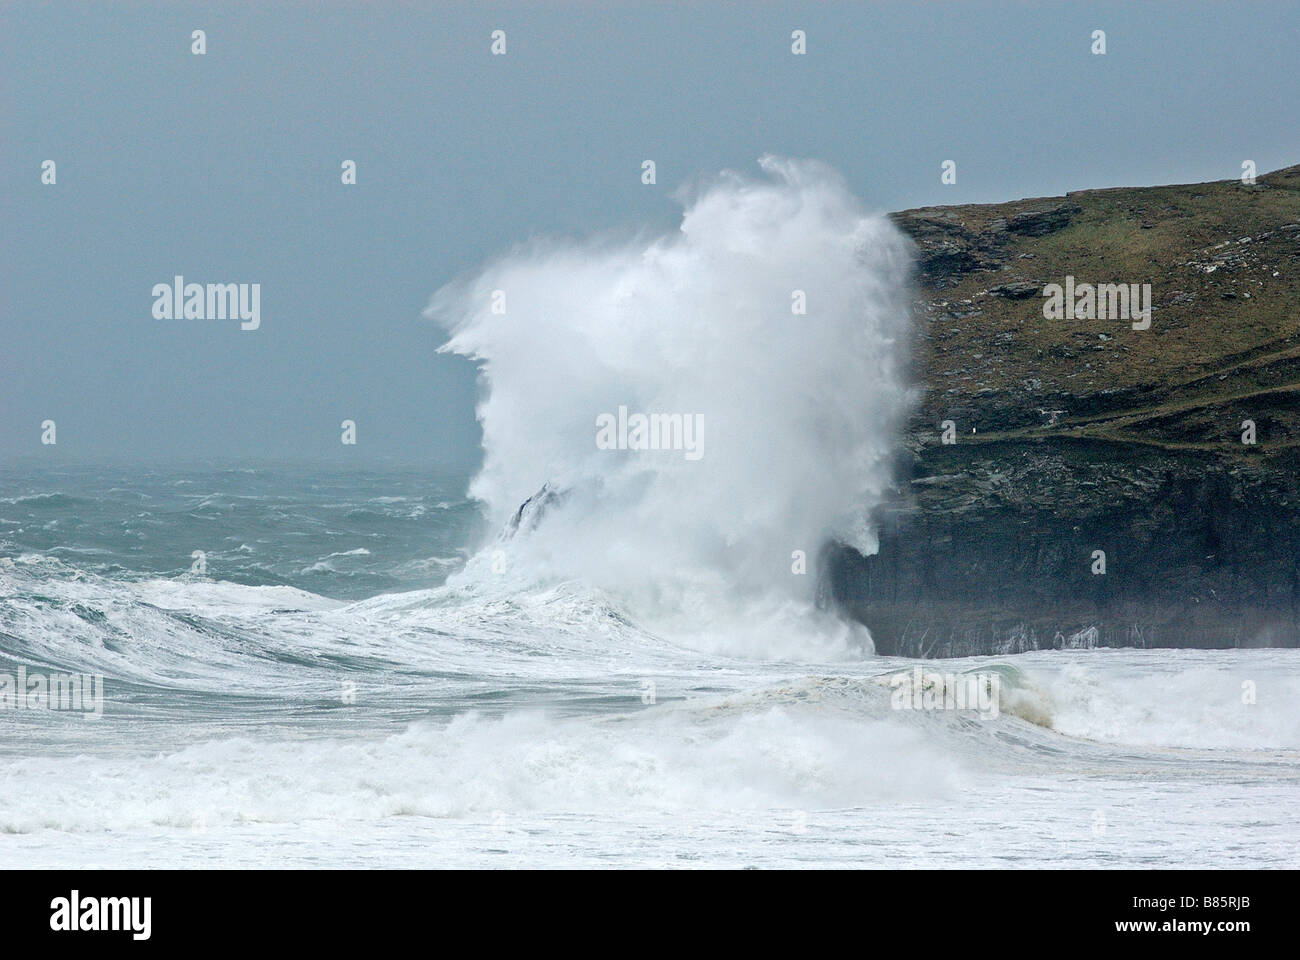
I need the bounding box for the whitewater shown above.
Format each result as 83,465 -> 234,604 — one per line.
2,160 -> 1297,868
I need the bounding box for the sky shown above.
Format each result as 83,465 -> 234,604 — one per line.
3,0 -> 1298,465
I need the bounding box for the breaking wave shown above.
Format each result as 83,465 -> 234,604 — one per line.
426,157 -> 914,655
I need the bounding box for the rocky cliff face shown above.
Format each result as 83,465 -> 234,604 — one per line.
827,165 -> 1300,656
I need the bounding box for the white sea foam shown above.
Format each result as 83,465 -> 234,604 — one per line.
1022,650 -> 1300,750
0,692 -> 962,836
427,157 -> 914,656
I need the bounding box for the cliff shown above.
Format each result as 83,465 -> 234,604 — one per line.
827,165 -> 1300,656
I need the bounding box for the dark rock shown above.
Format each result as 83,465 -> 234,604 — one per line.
989,280 -> 1040,299
506,483 -> 566,537
826,164 -> 1300,656
1007,202 -> 1081,236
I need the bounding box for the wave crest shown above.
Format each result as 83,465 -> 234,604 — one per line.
426,157 -> 914,652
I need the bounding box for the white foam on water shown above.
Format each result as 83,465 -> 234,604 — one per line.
0,687 -> 961,835
1018,649 -> 1300,750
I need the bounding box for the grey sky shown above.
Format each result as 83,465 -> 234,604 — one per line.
3,1 -> 1297,464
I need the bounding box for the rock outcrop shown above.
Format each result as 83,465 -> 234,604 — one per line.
827,165 -> 1300,655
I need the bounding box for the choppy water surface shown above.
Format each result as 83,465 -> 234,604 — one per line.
1,464 -> 1296,868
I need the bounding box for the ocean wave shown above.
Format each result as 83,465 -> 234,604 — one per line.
427,156 -> 914,658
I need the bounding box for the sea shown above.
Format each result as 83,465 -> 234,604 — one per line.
1,462 -> 1297,869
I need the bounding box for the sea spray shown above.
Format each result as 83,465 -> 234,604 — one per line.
426,157 -> 914,653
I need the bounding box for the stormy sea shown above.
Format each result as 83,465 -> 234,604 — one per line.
3,162 -> 1296,869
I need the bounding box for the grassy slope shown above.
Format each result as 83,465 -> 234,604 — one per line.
895,164 -> 1300,457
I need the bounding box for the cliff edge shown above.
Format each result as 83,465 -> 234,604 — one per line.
828,165 -> 1300,655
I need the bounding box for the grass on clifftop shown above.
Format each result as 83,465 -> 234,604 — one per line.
898,165 -> 1300,457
